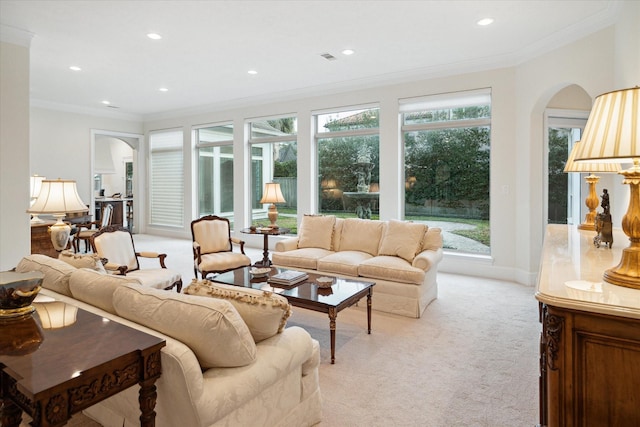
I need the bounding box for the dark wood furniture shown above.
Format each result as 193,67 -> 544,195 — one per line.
213,266 -> 374,364
0,303 -> 165,427
95,198 -> 124,227
536,225 -> 640,427
240,227 -> 290,267
30,214 -> 91,258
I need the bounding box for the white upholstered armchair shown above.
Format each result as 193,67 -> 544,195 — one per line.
190,215 -> 251,279
91,225 -> 182,292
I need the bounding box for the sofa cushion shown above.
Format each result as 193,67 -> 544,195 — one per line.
298,215 -> 336,250
272,247 -> 334,270
113,284 -> 256,368
58,250 -> 107,273
317,251 -> 373,277
421,227 -> 443,251
15,254 -> 76,296
378,220 -> 427,263
359,256 -> 426,285
184,280 -> 292,343
69,268 -> 141,314
339,218 -> 385,256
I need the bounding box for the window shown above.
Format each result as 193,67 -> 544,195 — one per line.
195,124 -> 235,224
315,107 -> 380,219
149,129 -> 184,227
248,116 -> 298,232
401,89 -> 491,255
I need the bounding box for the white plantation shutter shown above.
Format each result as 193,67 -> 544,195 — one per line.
149,130 -> 184,227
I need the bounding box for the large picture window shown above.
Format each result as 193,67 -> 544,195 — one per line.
149,129 -> 184,228
195,124 -> 235,224
248,116 -> 298,232
401,89 -> 491,255
315,107 -> 380,219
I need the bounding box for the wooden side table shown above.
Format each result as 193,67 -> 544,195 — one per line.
0,303 -> 165,427
240,227 -> 290,267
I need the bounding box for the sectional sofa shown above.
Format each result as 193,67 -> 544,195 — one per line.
272,216 -> 443,318
14,254 -> 322,427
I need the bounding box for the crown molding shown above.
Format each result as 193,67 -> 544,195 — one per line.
0,24 -> 34,48
31,99 -> 143,122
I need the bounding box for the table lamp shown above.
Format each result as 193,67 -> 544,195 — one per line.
29,174 -> 46,223
260,182 -> 286,227
574,86 -> 639,289
27,179 -> 88,251
563,141 -> 621,230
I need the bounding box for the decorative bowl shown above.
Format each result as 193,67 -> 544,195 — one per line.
250,267 -> 271,278
316,276 -> 334,288
0,271 -> 45,319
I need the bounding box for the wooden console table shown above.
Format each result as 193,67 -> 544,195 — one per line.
0,302 -> 165,427
536,225 -> 640,426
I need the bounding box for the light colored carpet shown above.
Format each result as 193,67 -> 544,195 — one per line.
23,234 -> 539,426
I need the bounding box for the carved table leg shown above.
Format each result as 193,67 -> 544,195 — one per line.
1,398 -> 22,427
366,289 -> 372,334
138,379 -> 158,427
328,307 -> 337,364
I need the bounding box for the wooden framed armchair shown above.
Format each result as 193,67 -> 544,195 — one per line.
91,225 -> 182,292
73,203 -> 113,253
191,215 -> 251,279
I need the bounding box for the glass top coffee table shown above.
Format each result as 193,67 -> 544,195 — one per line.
213,266 -> 375,364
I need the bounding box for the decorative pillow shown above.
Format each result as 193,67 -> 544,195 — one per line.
378,220 -> 427,263
15,254 -> 76,296
184,279 -> 292,342
58,250 -> 107,273
113,284 -> 256,368
298,215 -> 336,250
421,227 -> 443,251
69,268 -> 141,314
339,218 -> 385,256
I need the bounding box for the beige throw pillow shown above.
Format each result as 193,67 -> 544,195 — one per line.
58,250 -> 107,273
298,215 -> 336,250
15,254 -> 76,296
113,284 -> 256,368
378,220 -> 427,263
422,227 -> 443,251
184,279 -> 292,342
69,268 -> 141,314
339,218 -> 385,256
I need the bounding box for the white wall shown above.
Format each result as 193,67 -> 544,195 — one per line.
30,108 -> 142,204
0,38 -> 31,270
8,3 -> 638,283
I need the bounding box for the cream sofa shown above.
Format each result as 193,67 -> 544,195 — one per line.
15,254 -> 322,427
273,216 -> 443,318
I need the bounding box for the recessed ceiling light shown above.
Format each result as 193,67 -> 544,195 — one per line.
477,18 -> 494,26
69,65 -> 82,71
159,87 -> 169,92
101,100 -> 110,105
342,49 -> 355,55
248,70 -> 258,75
147,33 -> 162,40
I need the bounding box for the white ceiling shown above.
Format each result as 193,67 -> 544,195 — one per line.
0,0 -> 621,119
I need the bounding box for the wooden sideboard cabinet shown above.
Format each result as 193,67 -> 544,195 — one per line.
536,225 -> 640,427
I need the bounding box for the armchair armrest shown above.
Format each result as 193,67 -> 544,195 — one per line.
104,262 -> 128,275
137,251 -> 169,268
230,237 -> 247,254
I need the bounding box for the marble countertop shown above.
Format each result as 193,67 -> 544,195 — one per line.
535,224 -> 640,319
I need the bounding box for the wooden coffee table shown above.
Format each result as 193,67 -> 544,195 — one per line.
213,267 -> 375,364
0,302 -> 165,427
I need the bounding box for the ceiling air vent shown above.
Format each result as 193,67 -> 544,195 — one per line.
320,53 -> 337,61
